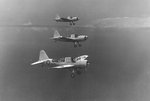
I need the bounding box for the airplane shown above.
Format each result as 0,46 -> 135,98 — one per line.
54,15 -> 79,25
51,30 -> 88,47
31,50 -> 89,78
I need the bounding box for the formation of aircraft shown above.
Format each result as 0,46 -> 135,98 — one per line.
54,15 -> 79,25
31,15 -> 89,78
51,30 -> 88,47
31,50 -> 89,78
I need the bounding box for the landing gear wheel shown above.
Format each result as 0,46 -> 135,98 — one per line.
71,73 -> 75,78
74,44 -> 77,47
79,44 -> 82,47
70,23 -> 72,25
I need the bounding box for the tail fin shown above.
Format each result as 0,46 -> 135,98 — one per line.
39,50 -> 49,61
67,16 -> 71,19
56,14 -> 60,19
31,50 -> 50,66
53,30 -> 61,38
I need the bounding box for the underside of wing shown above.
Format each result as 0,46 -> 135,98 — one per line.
51,65 -> 74,69
60,37 -> 74,41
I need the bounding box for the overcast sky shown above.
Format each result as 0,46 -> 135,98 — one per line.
1,0 -> 150,101
0,0 -> 150,25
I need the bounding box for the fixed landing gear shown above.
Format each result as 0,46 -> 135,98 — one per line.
69,22 -> 75,25
77,42 -> 82,47
74,42 -> 78,47
71,69 -> 75,78
78,43 -> 82,47
74,42 -> 82,47
70,68 -> 83,78
70,70 -> 82,78
69,22 -> 72,25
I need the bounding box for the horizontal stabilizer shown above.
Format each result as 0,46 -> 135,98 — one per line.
31,60 -> 44,65
31,59 -> 52,65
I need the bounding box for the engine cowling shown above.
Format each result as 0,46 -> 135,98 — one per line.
84,36 -> 88,40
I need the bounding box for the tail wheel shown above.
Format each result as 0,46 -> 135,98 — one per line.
78,44 -> 82,47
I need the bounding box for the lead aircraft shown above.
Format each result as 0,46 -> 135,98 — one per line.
54,15 -> 79,25
31,50 -> 89,78
51,30 -> 88,47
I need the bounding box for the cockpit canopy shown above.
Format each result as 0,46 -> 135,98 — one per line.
52,57 -> 75,63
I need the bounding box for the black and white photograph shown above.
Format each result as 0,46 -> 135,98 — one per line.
1,0 -> 150,101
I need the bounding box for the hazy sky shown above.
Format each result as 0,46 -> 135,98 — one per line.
1,26 -> 150,101
1,0 -> 150,101
0,0 -> 150,25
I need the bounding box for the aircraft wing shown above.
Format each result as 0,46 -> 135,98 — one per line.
60,37 -> 75,41
51,64 -> 74,69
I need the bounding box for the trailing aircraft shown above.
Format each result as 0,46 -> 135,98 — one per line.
51,30 -> 88,47
54,15 -> 79,25
31,50 -> 89,78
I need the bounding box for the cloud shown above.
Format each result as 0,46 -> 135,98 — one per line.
22,21 -> 49,31
23,21 -> 33,25
30,27 -> 49,32
90,17 -> 150,28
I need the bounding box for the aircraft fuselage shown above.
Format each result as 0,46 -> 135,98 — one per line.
55,18 -> 79,22
53,35 -> 88,42
53,60 -> 88,68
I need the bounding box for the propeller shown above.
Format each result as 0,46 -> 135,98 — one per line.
85,61 -> 90,71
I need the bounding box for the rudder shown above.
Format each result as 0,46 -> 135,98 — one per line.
53,30 -> 61,38
39,50 -> 49,61
56,14 -> 60,19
